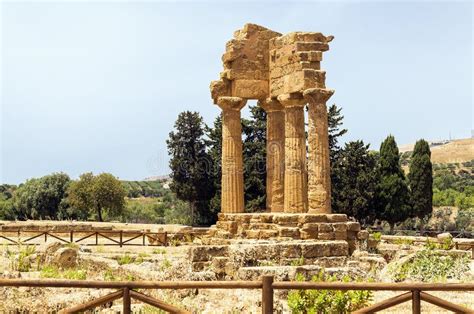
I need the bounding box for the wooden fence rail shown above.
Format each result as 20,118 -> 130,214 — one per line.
0,278 -> 473,313
0,230 -> 169,247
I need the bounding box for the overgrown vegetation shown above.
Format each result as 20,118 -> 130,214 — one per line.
389,247 -> 469,282
287,272 -> 372,314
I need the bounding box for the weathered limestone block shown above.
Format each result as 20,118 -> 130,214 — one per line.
259,99 -> 285,213
190,246 -> 228,262
318,232 -> 335,240
357,230 -> 370,240
248,223 -> 277,230
216,221 -> 237,234
304,88 -> 334,214
301,242 -> 330,258
301,223 -> 319,232
326,214 -> 348,223
210,79 -> 231,103
192,261 -> 211,272
301,230 -> 318,240
232,79 -> 268,99
318,223 -> 334,233
280,243 -> 302,258
217,97 -> 246,214
330,241 -> 349,256
278,93 -> 308,213
298,214 -> 328,224
278,227 -> 300,239
347,222 -> 361,232
272,214 -> 300,225
211,257 -> 229,275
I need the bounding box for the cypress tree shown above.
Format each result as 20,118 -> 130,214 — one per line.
166,111 -> 214,225
408,139 -> 433,221
376,135 -> 411,232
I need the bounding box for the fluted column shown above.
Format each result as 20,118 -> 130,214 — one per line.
259,98 -> 285,212
277,93 -> 308,213
303,88 -> 334,214
217,97 -> 247,213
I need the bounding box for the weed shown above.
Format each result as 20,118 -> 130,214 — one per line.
287,272 -> 372,313
372,232 -> 382,242
290,256 -> 305,267
117,254 -> 134,265
152,248 -> 166,255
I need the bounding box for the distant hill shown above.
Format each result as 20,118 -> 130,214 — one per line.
399,138 -> 474,164
121,180 -> 169,198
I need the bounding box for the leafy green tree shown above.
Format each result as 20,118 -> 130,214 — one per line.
67,172 -> 126,221
13,173 -> 70,220
242,105 -> 267,212
408,139 -> 433,220
332,141 -> 378,225
167,111 -> 214,225
375,135 -> 411,232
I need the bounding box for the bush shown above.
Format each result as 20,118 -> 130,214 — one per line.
456,208 -> 474,232
389,248 -> 469,282
287,272 -> 372,314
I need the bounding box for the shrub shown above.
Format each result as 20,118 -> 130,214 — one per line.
389,248 -> 469,282
117,254 -> 134,265
41,265 -> 87,280
372,232 -> 382,242
287,272 -> 372,314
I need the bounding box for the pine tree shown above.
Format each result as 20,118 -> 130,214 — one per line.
242,105 -> 267,212
376,135 -> 411,232
408,139 -> 433,221
327,104 -> 348,212
328,104 -> 348,165
166,111 -> 214,225
332,141 -> 378,225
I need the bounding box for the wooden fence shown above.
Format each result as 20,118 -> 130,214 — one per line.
0,278 -> 473,313
0,230 -> 169,247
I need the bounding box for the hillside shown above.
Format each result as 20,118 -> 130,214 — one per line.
399,138 -> 474,164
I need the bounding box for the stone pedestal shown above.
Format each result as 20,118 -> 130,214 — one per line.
304,88 -> 334,214
278,94 -> 308,213
259,98 -> 285,212
217,97 -> 247,213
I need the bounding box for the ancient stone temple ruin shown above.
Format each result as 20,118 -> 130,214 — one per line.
211,23 -> 333,215
191,24 -> 371,278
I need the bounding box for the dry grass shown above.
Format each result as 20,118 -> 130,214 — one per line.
372,290 -> 474,313
399,138 -> 474,164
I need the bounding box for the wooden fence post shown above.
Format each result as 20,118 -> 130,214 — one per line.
70,231 -> 73,244
123,287 -> 131,314
262,275 -> 274,314
412,290 -> 421,314
119,231 -> 123,247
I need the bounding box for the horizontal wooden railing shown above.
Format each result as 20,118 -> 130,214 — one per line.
0,278 -> 473,313
0,229 -> 170,246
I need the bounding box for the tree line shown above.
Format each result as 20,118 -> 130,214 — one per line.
0,173 -> 126,221
167,105 -> 434,230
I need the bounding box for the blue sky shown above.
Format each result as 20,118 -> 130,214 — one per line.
1,1 -> 472,184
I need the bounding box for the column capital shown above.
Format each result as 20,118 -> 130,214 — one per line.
277,93 -> 306,108
303,88 -> 334,104
258,98 -> 284,112
217,96 -> 247,111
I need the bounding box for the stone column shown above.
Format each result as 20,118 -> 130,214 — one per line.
277,93 -> 308,213
259,98 -> 285,212
303,88 -> 334,214
217,96 -> 247,213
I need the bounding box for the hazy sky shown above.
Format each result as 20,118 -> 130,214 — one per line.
1,1 -> 472,184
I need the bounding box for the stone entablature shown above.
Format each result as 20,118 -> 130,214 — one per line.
210,23 -> 334,214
